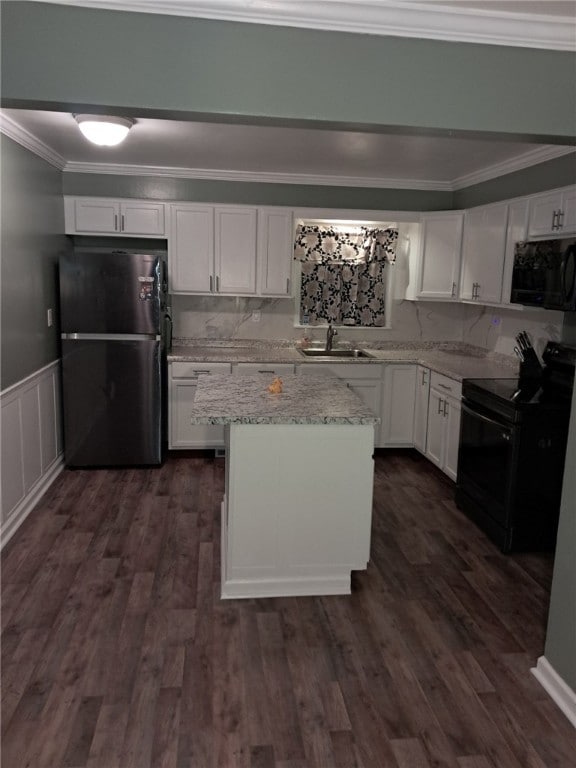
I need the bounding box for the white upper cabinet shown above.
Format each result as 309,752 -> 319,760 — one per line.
169,204 -> 292,297
500,198 -> 529,306
257,208 -> 294,297
459,201 -> 508,304
527,186 -> 576,237
215,207 -> 257,295
169,204 -> 214,293
64,197 -> 165,236
416,212 -> 463,300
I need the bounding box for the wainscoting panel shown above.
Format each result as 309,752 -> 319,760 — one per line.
1,360 -> 63,547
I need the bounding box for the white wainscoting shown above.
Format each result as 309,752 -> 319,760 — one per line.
1,360 -> 64,547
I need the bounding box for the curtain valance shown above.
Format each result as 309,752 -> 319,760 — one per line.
294,225 -> 398,265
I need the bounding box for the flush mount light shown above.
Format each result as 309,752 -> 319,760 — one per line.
74,115 -> 134,146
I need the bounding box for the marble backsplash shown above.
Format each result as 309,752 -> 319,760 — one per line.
461,304 -> 565,358
171,295 -> 566,358
172,295 -> 467,344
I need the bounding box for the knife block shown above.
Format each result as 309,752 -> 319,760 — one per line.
519,348 -> 543,381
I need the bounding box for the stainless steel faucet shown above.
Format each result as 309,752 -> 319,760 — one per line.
325,323 -> 338,351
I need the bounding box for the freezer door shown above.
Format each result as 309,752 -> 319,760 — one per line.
62,338 -> 165,466
59,251 -> 166,334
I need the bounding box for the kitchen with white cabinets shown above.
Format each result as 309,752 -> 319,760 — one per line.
2,2 -> 576,763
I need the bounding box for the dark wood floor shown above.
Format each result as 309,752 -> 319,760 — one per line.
2,450 -> 575,768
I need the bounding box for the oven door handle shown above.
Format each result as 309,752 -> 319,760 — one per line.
461,403 -> 513,433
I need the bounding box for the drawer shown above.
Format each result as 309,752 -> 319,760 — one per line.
235,363 -> 295,375
298,362 -> 382,379
171,362 -> 232,378
430,371 -> 462,399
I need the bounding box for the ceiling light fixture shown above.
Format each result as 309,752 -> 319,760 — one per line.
74,114 -> 134,146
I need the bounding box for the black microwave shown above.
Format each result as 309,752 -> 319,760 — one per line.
510,238 -> 576,311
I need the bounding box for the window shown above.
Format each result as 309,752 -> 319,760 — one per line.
293,221 -> 398,327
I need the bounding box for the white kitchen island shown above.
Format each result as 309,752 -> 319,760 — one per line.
191,373 -> 379,599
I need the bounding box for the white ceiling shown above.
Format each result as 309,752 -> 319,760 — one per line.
2,1 -> 575,190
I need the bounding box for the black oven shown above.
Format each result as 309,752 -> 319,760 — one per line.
510,238 -> 576,311
455,342 -> 575,552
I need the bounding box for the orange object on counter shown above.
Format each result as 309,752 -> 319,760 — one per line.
267,377 -> 283,394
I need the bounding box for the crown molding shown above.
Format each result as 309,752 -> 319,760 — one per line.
63,145 -> 576,191
29,0 -> 576,51
62,161 -> 454,191
0,112 -> 67,169
451,145 -> 576,190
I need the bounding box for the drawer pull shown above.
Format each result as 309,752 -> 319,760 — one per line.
438,383 -> 453,391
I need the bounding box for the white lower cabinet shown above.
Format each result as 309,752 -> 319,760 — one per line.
425,372 -> 462,481
169,362 -> 231,449
297,363 -> 382,444
413,366 -> 430,453
380,364 -> 417,447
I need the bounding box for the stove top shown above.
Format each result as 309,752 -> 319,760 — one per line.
465,377 -> 545,405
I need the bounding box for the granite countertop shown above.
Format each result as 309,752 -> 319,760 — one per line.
169,339 -> 519,382
190,373 -> 380,425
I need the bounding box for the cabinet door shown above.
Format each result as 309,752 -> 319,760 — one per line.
443,395 -> 462,482
169,204 -> 214,293
460,202 -> 508,303
528,191 -> 563,237
560,187 -> 576,234
170,380 -> 226,448
380,364 -> 417,447
501,199 -> 529,306
120,202 -> 165,235
71,198 -> 120,233
425,389 -> 445,469
413,366 -> 430,454
417,212 -> 463,300
257,208 -> 294,296
215,207 -> 257,295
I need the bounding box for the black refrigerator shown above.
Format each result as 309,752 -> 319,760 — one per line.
59,249 -> 168,467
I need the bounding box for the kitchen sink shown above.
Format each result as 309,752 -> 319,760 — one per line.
298,348 -> 374,358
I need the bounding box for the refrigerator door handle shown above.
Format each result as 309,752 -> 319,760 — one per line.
61,332 -> 161,341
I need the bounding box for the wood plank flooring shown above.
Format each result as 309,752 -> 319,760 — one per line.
2,450 -> 575,768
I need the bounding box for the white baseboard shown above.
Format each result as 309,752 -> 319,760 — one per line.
531,656 -> 576,729
221,575 -> 351,600
1,457 -> 64,549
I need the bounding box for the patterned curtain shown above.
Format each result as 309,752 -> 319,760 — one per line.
294,225 -> 398,326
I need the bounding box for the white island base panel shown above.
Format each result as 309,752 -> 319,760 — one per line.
221,423 -> 375,599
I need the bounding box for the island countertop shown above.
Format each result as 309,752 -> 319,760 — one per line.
190,373 -> 380,425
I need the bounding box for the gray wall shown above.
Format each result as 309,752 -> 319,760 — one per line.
453,153 -> 576,209
2,2 -> 575,142
62,174 -> 452,211
63,154 -> 575,212
544,381 -> 576,691
0,136 -> 66,390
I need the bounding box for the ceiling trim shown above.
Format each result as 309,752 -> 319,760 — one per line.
62,162 -> 454,191
0,112 -> 67,170
29,0 -> 576,51
451,146 -> 576,190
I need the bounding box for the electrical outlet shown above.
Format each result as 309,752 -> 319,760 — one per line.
47,308 -> 53,327
251,310 -> 261,323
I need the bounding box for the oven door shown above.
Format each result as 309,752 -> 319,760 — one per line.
457,402 -> 517,529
